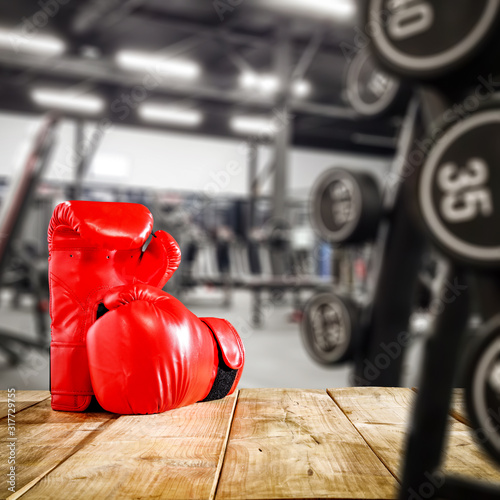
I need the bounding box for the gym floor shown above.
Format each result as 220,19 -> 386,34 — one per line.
0,288 -> 424,392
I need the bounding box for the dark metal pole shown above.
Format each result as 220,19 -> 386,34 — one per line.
398,264 -> 470,500
272,21 -> 292,221
440,475 -> 500,500
353,99 -> 425,386
248,139 -> 259,230
353,177 -> 426,386
68,119 -> 85,200
69,120 -> 105,200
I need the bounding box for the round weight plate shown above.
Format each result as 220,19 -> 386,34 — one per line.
345,49 -> 401,117
311,168 -> 382,244
418,108 -> 500,266
300,292 -> 357,365
465,317 -> 500,464
367,0 -> 500,79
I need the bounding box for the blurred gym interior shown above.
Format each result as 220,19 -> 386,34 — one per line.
0,0 -> 480,393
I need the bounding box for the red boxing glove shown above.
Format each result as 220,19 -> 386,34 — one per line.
86,284 -> 245,414
48,201 -> 181,412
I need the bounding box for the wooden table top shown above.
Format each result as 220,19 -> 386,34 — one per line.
0,388 -> 499,499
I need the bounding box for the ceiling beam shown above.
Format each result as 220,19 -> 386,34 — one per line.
0,50 -> 359,120
131,6 -> 274,48
72,0 -> 147,35
125,6 -> 351,56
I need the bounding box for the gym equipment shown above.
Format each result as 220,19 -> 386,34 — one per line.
415,99 -> 500,267
360,8 -> 500,496
465,314 -> 500,464
345,48 -> 409,118
0,116 -> 57,277
87,284 -> 244,415
171,196 -> 329,328
408,93 -> 500,484
0,115 -> 58,363
300,290 -> 359,365
365,0 -> 500,82
304,98 -> 425,376
311,168 -> 383,244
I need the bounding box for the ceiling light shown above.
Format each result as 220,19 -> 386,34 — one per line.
292,80 -> 311,98
265,0 -> 356,20
259,74 -> 280,94
116,50 -> 201,80
240,71 -> 259,89
240,72 -> 311,98
240,72 -> 280,94
230,116 -> 278,136
138,104 -> 203,127
0,28 -> 65,56
31,89 -> 104,115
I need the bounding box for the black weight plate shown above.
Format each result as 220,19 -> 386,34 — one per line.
366,0 -> 500,80
311,168 -> 382,244
465,317 -> 500,464
345,48 -> 403,117
300,292 -> 358,365
417,102 -> 500,266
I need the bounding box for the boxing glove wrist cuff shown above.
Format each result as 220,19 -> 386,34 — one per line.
200,341 -> 239,402
199,318 -> 244,402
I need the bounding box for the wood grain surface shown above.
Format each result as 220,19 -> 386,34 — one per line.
1,388 -> 498,500
0,391 -> 49,419
215,388 -> 396,500
449,389 -> 470,427
328,387 -> 500,484
17,394 -> 237,500
0,397 -> 116,500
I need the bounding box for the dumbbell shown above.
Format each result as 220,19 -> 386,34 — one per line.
413,96 -> 500,268
300,290 -> 360,365
310,168 -> 383,244
465,315 -> 500,463
364,0 -> 500,92
344,48 -> 411,118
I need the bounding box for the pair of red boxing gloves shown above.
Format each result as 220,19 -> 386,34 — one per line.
48,201 -> 244,414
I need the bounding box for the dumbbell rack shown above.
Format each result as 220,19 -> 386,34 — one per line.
393,88 -> 500,500
399,264 -> 500,500
356,3 -> 500,496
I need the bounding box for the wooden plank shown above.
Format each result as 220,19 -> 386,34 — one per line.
215,388 -> 397,500
329,387 -> 500,485
449,389 -> 470,427
0,391 -> 50,419
0,398 -> 116,500
328,388 -> 410,482
0,391 -> 49,402
18,394 -> 238,500
209,392 -> 239,500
